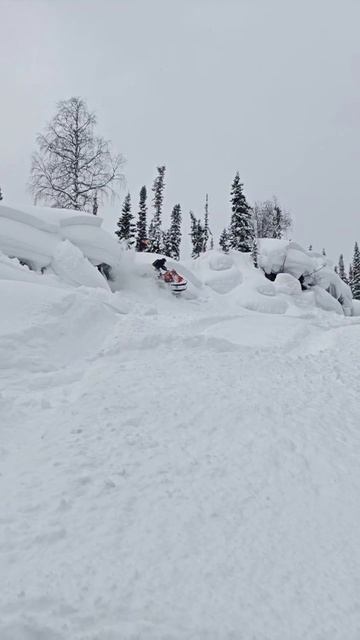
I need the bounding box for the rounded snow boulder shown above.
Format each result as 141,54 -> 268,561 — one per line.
313,285 -> 343,315
256,281 -> 276,297
208,253 -> 233,271
274,273 -> 302,296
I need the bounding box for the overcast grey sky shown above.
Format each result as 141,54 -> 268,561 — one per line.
1,0 -> 359,262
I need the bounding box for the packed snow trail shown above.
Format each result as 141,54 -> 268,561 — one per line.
1,286 -> 360,639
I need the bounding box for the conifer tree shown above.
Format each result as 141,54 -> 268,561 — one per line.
190,212 -> 204,258
338,254 -> 348,283
92,192 -> 98,215
203,193 -> 210,252
148,166 -> 165,253
308,244 -> 313,251
115,192 -> 135,242
0,186 -> 3,201
349,264 -> 354,289
229,172 -> 254,252
351,241 -> 360,300
272,204 -> 283,239
161,229 -> 171,256
334,265 -> 338,274
252,239 -> 259,268
322,248 -> 326,256
219,228 -> 230,254
167,203 -> 182,260
136,185 -> 148,251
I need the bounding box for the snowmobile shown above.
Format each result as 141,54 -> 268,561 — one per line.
152,259 -> 187,295
160,268 -> 187,295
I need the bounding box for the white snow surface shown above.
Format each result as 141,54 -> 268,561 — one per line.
1,211 -> 360,638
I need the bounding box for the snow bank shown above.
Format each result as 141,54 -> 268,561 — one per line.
0,204 -> 121,270
259,239 -> 315,279
14,203 -> 102,227
0,211 -> 59,269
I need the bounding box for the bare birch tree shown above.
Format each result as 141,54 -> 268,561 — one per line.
29,97 -> 124,211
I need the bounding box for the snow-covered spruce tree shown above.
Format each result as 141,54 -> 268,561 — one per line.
0,186 -> 3,201
148,165 -> 165,253
167,203 -> 182,260
161,229 -> 171,256
351,241 -> 360,300
203,193 -> 210,252
252,239 -> 259,268
136,185 -> 148,252
219,228 -> 230,254
272,204 -> 283,239
203,193 -> 214,251
29,97 -> 124,211
115,193 -> 135,243
322,248 -> 326,256
338,254 -> 348,283
190,211 -> 205,258
349,264 -> 354,289
92,192 -> 98,215
334,265 -> 339,274
308,244 -> 313,251
229,172 -> 254,251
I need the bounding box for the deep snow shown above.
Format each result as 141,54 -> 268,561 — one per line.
1,206 -> 360,639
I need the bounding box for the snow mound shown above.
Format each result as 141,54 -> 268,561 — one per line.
0,209 -> 59,269
0,203 -> 122,270
274,273 -> 302,296
259,239 -> 354,315
235,285 -> 289,314
312,285 -> 344,315
186,250 -> 243,294
51,240 -> 110,290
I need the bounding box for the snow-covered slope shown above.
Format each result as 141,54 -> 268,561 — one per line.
1,205 -> 360,639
